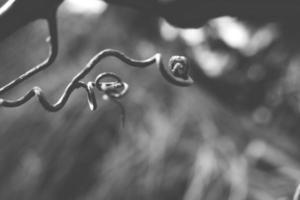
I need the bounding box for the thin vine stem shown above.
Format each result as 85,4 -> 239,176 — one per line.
0,8 -> 193,112
0,49 -> 193,111
0,12 -> 58,95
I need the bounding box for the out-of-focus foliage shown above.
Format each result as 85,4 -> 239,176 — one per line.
0,1 -> 300,200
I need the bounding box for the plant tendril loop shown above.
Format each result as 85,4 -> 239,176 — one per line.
0,12 -> 193,113
0,48 -> 193,112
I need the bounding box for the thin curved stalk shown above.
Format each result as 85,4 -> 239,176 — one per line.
0,13 -> 58,94
0,49 -> 192,111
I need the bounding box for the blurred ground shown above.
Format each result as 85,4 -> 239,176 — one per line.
1,1 -> 300,200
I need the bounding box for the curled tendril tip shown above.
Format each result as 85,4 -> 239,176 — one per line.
0,12 -> 193,113
0,49 -> 193,112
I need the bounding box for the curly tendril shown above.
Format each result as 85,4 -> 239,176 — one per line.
0,72 -> 128,112
0,3 -> 193,113
0,48 -> 193,112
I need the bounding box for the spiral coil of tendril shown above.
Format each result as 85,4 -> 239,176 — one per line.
0,49 -> 193,112
0,72 -> 128,112
0,12 -> 193,112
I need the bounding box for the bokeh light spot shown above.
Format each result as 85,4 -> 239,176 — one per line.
211,16 -> 250,50
64,0 -> 107,15
159,20 -> 180,41
180,28 -> 205,46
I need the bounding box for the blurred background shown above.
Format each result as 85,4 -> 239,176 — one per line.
0,0 -> 300,200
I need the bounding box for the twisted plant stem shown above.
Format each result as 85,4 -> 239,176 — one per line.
0,6 -> 193,112
83,49 -> 194,87
0,1 -> 193,128
0,48 -> 193,112
0,12 -> 58,95
0,71 -> 128,112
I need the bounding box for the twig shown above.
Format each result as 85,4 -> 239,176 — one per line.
0,49 -> 193,111
0,1 -> 193,112
0,12 -> 58,94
